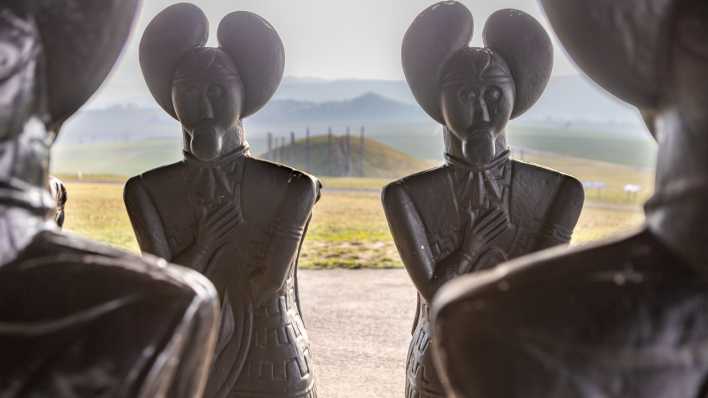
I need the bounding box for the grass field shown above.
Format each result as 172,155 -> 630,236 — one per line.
62,178 -> 646,270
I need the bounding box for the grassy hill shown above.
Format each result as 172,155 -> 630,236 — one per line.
261,135 -> 434,178
51,135 -> 434,180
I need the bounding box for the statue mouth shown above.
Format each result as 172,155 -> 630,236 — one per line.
468,123 -> 494,136
189,123 -> 224,162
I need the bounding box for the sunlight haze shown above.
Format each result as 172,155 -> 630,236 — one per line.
88,0 -> 579,108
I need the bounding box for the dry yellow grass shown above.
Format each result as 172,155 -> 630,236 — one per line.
63,183 -> 139,252
521,152 -> 654,204
63,181 -> 646,269
574,205 -> 645,244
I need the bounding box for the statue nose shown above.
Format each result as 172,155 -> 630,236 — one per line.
474,97 -> 491,123
200,94 -> 215,120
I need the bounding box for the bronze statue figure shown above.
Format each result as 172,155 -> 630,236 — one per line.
125,4 -> 319,397
432,0 -> 708,397
0,1 -> 219,396
382,2 -> 585,397
49,176 -> 67,228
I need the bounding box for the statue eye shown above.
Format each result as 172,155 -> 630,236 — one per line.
458,88 -> 476,103
0,42 -> 20,80
485,87 -> 502,103
208,84 -> 224,99
678,16 -> 708,58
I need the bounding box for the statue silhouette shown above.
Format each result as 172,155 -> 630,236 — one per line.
432,1 -> 708,397
125,4 -> 319,397
0,1 -> 219,396
382,3 -> 584,397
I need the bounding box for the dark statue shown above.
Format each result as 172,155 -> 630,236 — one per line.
0,1 -> 220,396
382,2 -> 585,397
432,0 -> 708,397
49,176 -> 67,228
125,4 -> 319,397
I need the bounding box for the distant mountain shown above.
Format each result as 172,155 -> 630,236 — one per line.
53,75 -> 655,170
251,92 -> 426,126
523,75 -> 645,134
276,75 -> 644,130
58,75 -> 645,144
56,92 -> 427,145
57,104 -> 179,145
275,77 -> 416,104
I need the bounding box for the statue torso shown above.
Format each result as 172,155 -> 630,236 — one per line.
131,156 -> 317,398
401,160 -> 575,268
0,230 -> 216,398
396,159 -> 582,397
435,227 -> 708,397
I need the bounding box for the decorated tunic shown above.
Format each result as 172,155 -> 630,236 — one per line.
125,150 -> 319,398
384,151 -> 583,398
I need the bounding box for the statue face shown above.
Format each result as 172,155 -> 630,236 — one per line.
0,10 -> 39,141
671,2 -> 708,134
172,48 -> 244,161
440,49 -> 515,144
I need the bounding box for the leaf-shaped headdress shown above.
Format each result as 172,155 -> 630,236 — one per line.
539,0 -> 681,111
13,0 -> 141,129
402,1 -> 553,124
140,3 -> 285,120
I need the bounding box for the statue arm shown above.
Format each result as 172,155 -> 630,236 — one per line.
382,182 -> 438,302
536,175 -> 585,249
250,173 -> 319,306
124,176 -> 172,260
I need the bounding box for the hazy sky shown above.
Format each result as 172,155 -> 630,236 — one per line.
88,0 -> 580,108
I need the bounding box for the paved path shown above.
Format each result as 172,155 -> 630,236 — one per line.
298,269 -> 417,398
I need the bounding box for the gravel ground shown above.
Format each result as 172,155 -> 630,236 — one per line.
298,269 -> 417,398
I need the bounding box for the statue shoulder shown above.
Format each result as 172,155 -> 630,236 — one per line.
0,231 -> 218,395
512,160 -> 583,194
246,157 -> 320,201
511,160 -> 585,216
124,162 -> 186,205
133,161 -> 185,184
431,227 -> 707,395
435,227 -> 647,310
432,227 -> 678,343
15,230 -> 219,329
245,157 -> 306,177
33,230 -> 214,296
382,166 -> 448,208
125,162 -> 184,192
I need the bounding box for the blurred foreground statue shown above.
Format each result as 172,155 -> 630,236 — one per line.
0,1 -> 219,396
382,2 -> 584,396
49,176 -> 67,228
432,0 -> 708,397
125,4 -> 319,397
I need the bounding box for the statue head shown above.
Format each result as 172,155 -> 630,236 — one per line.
402,3 -> 553,163
539,0 -> 708,267
0,1 -> 141,138
172,48 -> 245,161
440,48 -> 515,158
538,0 -> 708,138
0,0 -> 139,206
668,1 -> 708,135
0,9 -> 39,141
140,4 -> 284,162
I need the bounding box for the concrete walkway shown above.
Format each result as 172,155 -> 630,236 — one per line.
298,269 -> 417,398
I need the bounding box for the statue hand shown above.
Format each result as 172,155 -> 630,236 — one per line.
194,203 -> 242,262
459,207 -> 508,274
